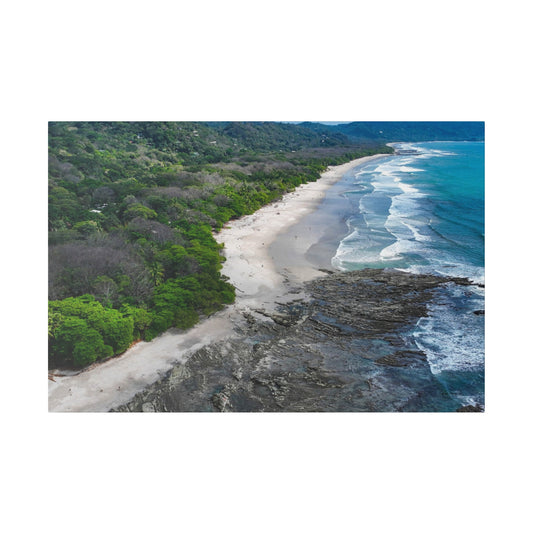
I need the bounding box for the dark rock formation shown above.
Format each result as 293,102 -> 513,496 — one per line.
456,404 -> 484,412
113,269 -> 475,412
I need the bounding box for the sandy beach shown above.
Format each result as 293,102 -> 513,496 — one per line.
214,154 -> 388,308
48,153 -> 388,412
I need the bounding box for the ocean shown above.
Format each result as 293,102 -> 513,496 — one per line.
332,142 -> 485,408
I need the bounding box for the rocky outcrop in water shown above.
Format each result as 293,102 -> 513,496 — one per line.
113,269 -> 475,412
456,404 -> 484,412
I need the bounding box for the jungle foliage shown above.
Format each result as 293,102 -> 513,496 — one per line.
48,121 -> 391,368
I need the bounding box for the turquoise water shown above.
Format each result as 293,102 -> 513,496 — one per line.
333,142 -> 485,408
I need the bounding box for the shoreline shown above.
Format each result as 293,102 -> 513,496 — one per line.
116,269 -> 473,413
214,153 -> 390,309
48,153 -> 390,412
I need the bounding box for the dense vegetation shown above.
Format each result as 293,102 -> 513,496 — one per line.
49,121 -> 390,369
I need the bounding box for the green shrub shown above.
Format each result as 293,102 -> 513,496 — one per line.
49,296 -> 134,368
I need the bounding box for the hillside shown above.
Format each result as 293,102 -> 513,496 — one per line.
300,121 -> 485,142
48,121 -> 390,369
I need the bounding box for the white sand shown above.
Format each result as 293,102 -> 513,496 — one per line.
48,154 -> 387,412
214,154 -> 387,308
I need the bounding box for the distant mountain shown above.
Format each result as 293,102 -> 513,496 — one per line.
299,121 -> 484,142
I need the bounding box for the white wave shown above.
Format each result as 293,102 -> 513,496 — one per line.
380,237 -> 422,260
370,163 -> 423,199
374,159 -> 419,175
396,180 -> 421,195
332,219 -> 398,268
396,165 -> 424,173
432,262 -> 485,285
340,226 -> 359,241
371,177 -> 409,196
372,163 -> 395,177
403,220 -> 431,242
413,300 -> 484,375
428,148 -> 457,156
384,192 -> 429,245
395,142 -> 456,159
331,240 -> 384,269
391,261 -> 485,288
415,147 -> 456,159
331,255 -> 349,271
354,168 -> 431,263
395,143 -> 417,152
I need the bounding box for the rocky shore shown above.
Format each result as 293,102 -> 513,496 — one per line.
114,269 -> 475,412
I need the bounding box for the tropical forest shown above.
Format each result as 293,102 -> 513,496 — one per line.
48,121 -> 483,369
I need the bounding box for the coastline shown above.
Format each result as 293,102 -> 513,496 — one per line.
116,269 -> 472,413
48,153 -> 389,412
214,153 -> 389,309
